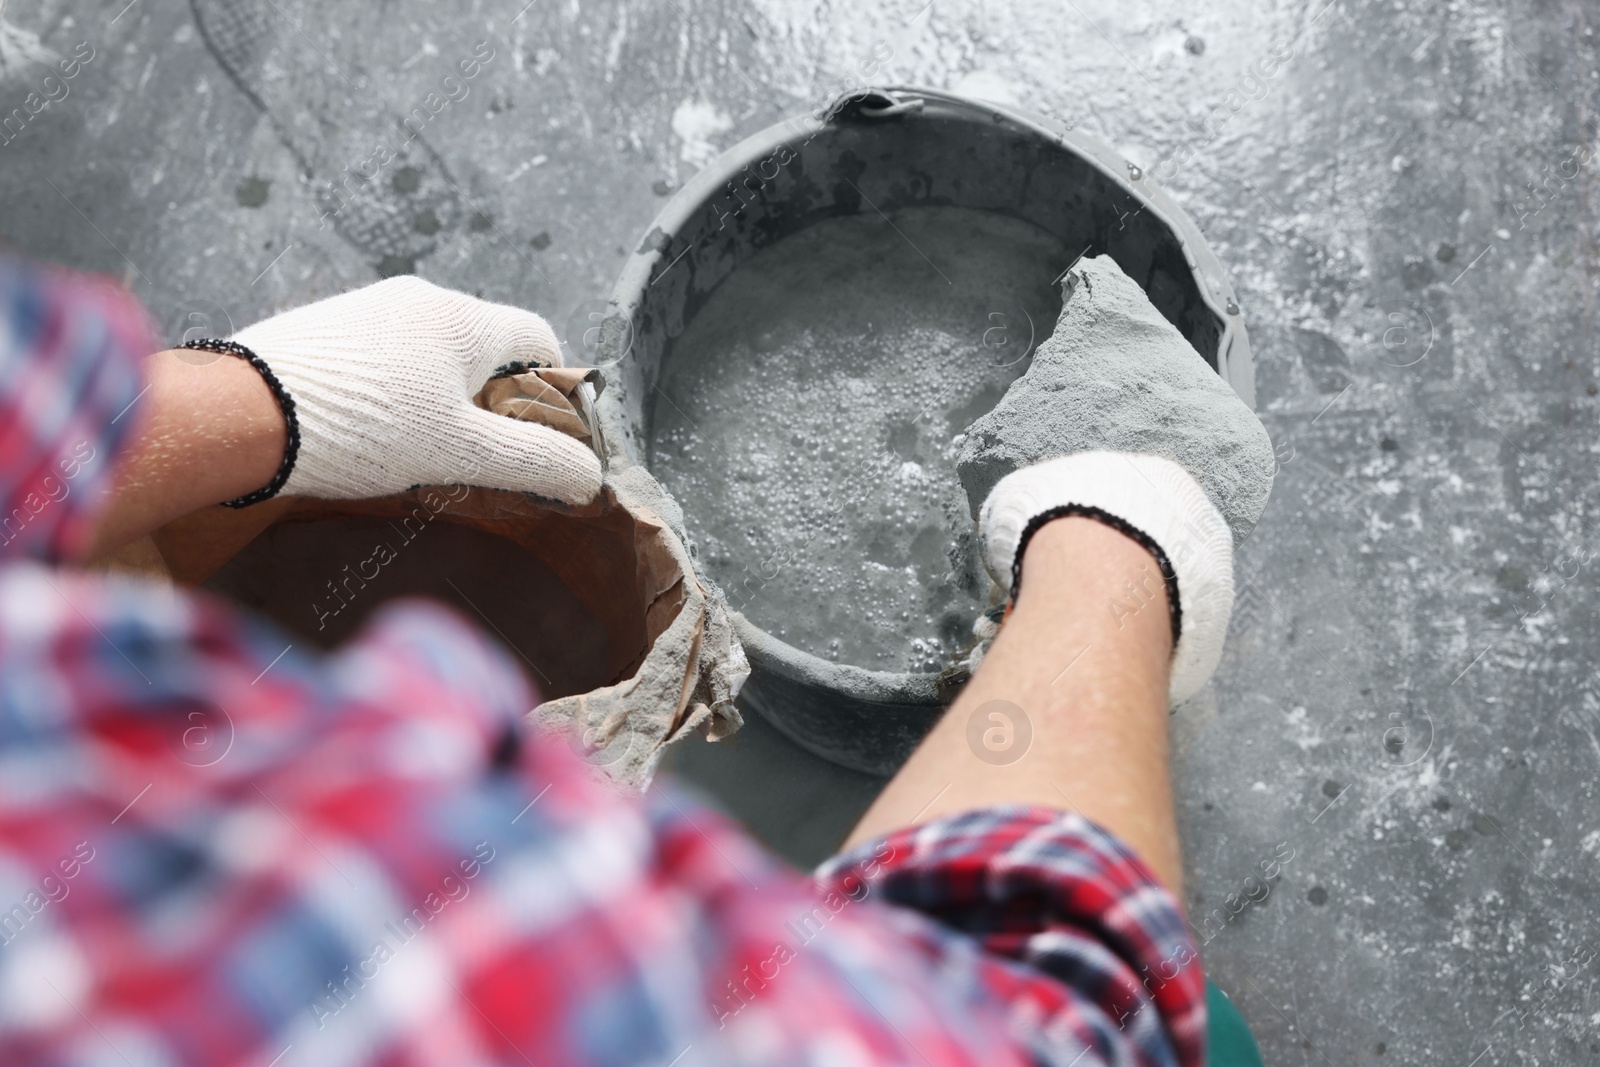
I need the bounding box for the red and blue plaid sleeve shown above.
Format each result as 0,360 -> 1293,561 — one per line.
0,567 -> 1031,1067
0,258 -> 1206,1067
0,254 -> 152,563
817,809 -> 1208,1067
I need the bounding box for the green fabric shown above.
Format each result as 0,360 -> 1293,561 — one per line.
1206,981 -> 1264,1067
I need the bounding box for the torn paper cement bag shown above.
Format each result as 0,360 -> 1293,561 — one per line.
534,461 -> 748,785
106,364 -> 748,790
481,366 -> 748,785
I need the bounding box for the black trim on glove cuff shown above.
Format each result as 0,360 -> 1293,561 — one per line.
179,338 -> 300,509
1009,504 -> 1183,648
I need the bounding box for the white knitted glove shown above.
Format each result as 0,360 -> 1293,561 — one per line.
231,276 -> 602,504
978,451 -> 1233,706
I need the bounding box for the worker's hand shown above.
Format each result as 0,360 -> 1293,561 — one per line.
964,255 -> 1272,705
978,452 -> 1232,706
957,253 -> 1274,548
232,276 -> 602,504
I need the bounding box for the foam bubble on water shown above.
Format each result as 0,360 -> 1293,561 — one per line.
650,206 -> 1072,672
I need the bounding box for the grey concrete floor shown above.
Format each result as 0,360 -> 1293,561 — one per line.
4,0 -> 1599,1062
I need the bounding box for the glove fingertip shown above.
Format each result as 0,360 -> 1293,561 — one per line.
459,405 -> 603,504
487,305 -> 565,372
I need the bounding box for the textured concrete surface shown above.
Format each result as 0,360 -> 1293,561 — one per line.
4,0 -> 1599,1062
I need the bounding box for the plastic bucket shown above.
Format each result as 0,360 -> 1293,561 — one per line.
591,86 -> 1254,776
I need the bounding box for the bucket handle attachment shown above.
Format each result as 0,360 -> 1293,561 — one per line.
824,87 -> 926,123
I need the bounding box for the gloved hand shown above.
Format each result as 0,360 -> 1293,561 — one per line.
230,276 -> 603,505
958,254 -> 1273,547
979,452 -> 1234,705
964,255 -> 1275,704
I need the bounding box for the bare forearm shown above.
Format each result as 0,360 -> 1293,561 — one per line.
845,517 -> 1183,893
86,350 -> 285,557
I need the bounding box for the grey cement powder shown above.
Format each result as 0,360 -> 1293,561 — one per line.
957,254 -> 1276,547
649,206 -> 1074,672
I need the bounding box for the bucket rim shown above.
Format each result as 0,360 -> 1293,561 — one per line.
732,613 -> 947,707
606,83 -> 1254,404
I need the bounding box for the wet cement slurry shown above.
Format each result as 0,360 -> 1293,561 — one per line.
4,0 -> 1598,1060
650,207 -> 1070,674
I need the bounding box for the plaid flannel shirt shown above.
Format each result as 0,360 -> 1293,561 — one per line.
0,254 -> 1206,1067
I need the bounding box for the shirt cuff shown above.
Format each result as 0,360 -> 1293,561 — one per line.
816,805 -> 1207,1067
